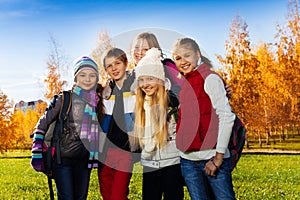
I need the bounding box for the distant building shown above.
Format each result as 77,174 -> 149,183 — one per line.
14,99 -> 45,114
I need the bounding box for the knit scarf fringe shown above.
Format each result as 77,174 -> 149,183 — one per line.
73,86 -> 99,168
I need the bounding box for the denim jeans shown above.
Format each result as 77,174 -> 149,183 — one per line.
53,157 -> 91,200
180,157 -> 235,200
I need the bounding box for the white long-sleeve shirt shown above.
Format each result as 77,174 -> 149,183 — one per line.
180,73 -> 236,161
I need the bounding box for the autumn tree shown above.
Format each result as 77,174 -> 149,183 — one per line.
44,35 -> 68,100
216,0 -> 300,145
0,90 -> 13,153
10,110 -> 26,149
215,15 -> 290,145
216,15 -> 260,130
275,0 -> 300,133
91,31 -> 112,86
24,109 -> 41,147
254,43 -> 291,142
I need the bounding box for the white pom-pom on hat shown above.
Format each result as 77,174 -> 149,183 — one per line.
135,48 -> 165,81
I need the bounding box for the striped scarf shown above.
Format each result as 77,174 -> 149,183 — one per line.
73,86 -> 99,168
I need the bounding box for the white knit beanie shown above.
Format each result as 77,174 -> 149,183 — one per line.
135,48 -> 165,81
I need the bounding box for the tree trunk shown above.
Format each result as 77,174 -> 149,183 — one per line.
266,128 -> 270,145
245,127 -> 250,149
258,130 -> 262,148
291,125 -> 295,138
273,128 -> 276,144
281,126 -> 285,141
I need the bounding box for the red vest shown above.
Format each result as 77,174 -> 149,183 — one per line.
176,64 -> 219,152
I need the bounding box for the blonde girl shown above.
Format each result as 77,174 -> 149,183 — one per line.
134,48 -> 184,200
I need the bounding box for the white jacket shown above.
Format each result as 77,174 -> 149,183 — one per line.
140,103 -> 180,169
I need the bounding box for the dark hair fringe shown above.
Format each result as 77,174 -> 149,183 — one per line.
96,84 -> 105,123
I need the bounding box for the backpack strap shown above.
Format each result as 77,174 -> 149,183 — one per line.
167,106 -> 178,122
47,91 -> 72,200
54,90 -> 72,165
59,91 -> 72,121
166,90 -> 179,122
48,177 -> 54,200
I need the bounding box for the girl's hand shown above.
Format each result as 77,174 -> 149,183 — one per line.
204,158 -> 219,177
204,153 -> 224,176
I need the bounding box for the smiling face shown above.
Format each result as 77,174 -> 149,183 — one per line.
172,45 -> 201,75
75,68 -> 98,90
137,76 -> 161,96
131,38 -> 150,66
104,56 -> 127,83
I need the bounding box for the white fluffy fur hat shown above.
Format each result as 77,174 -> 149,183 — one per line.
135,48 -> 165,81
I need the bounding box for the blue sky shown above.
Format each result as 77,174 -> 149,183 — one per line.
0,0 -> 288,103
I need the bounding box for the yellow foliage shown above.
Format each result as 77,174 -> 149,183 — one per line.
91,31 -> 112,86
216,1 -> 300,134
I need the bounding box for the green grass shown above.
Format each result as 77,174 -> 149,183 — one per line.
0,155 -> 299,199
0,150 -> 31,158
233,154 -> 300,200
247,134 -> 300,151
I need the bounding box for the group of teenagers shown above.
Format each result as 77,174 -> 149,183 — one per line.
30,32 -> 237,200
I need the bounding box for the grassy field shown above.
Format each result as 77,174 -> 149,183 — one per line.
246,134 -> 300,151
0,154 -> 299,200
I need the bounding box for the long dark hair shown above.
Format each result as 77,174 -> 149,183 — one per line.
96,83 -> 105,123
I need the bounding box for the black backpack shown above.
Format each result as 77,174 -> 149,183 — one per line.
43,91 -> 72,174
39,91 -> 72,200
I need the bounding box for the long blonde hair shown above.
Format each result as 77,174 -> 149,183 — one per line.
134,81 -> 168,148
